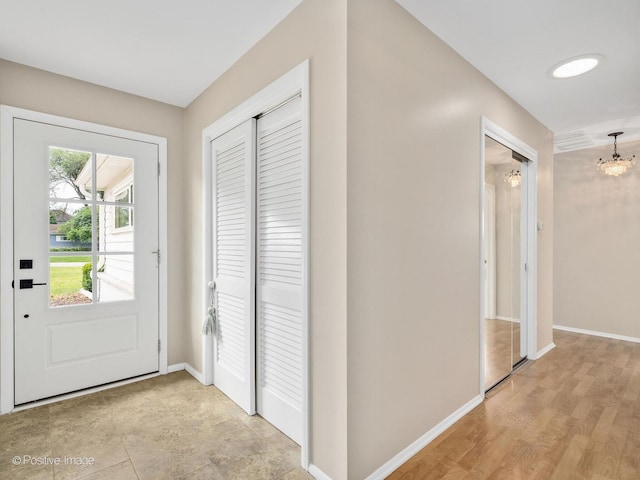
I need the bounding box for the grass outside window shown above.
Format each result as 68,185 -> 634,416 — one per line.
49,259 -> 92,306
49,256 -> 91,263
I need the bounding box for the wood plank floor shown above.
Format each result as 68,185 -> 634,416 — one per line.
389,330 -> 640,480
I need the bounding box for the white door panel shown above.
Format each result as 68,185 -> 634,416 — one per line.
256,97 -> 303,444
211,119 -> 256,414
14,119 -> 159,405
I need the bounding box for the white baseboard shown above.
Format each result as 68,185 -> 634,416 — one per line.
167,363 -> 186,373
167,362 -> 206,384
553,325 -> 640,344
493,316 -> 520,324
364,394 -> 484,480
309,464 -> 332,480
535,342 -> 556,359
185,363 -> 205,384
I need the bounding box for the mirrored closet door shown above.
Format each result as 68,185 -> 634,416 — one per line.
484,135 -> 528,391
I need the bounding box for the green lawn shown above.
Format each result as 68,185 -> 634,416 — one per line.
50,266 -> 84,295
50,256 -> 91,263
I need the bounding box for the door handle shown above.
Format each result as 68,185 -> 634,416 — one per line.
19,279 -> 47,289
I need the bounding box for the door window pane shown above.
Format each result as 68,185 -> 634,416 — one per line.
97,203 -> 134,253
114,185 -> 134,229
49,147 -> 92,201
49,202 -> 92,253
96,255 -> 134,302
93,154 -> 135,253
49,256 -> 93,307
95,154 -> 134,204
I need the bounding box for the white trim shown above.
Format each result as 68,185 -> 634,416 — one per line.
9,373 -> 160,414
300,60 -> 311,470
554,325 -> 640,344
201,60 -> 310,467
167,363 -> 187,373
0,107 -> 15,414
308,464 -> 333,480
156,130 -> 169,376
184,363 -> 206,384
202,65 -> 306,141
536,342 -> 556,358
0,105 -> 169,413
480,117 -> 538,394
478,127 -> 486,396
365,394 -> 484,480
202,128 -> 214,387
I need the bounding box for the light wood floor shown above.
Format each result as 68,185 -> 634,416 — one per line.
390,330 -> 640,480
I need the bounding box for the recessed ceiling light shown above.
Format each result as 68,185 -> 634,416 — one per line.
551,55 -> 603,79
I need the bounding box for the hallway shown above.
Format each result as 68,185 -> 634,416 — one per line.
390,330 -> 640,479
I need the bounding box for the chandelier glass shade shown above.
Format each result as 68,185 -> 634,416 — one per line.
598,132 -> 635,177
504,169 -> 521,187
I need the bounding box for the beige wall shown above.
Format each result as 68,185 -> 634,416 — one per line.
182,0 -> 348,477
2,0 -> 558,476
554,140 -> 640,338
0,59 -> 186,365
346,0 -> 554,477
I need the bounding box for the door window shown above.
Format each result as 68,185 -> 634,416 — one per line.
47,147 -> 135,306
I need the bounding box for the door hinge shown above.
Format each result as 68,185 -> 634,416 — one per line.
524,263 -> 528,272
158,339 -> 161,352
158,162 -> 161,176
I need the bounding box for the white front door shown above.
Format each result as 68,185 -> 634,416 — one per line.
13,118 -> 159,405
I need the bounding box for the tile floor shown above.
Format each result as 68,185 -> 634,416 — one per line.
0,371 -> 312,480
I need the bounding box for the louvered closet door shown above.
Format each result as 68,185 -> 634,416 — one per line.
256,96 -> 304,444
211,119 -> 256,414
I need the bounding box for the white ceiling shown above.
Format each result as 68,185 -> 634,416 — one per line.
395,0 -> 640,152
0,0 -> 302,107
2,0 -> 639,154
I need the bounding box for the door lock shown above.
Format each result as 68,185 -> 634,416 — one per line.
19,259 -> 33,269
19,279 -> 47,289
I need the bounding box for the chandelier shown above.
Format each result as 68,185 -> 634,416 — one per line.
597,132 -> 635,177
504,169 -> 521,187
